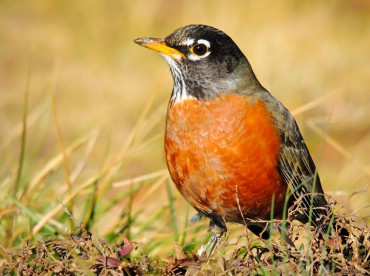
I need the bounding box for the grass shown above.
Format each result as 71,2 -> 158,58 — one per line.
0,0 -> 369,274
2,213 -> 368,274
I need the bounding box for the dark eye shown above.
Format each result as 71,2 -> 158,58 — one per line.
192,43 -> 208,56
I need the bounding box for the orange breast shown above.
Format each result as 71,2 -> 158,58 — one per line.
165,94 -> 287,223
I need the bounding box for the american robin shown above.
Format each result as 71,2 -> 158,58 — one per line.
134,25 -> 346,254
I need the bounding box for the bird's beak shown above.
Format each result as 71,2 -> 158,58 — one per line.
134,37 -> 185,60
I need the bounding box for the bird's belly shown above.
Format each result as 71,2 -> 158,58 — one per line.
165,94 -> 287,222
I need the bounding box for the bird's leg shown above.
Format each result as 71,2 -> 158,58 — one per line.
197,219 -> 226,258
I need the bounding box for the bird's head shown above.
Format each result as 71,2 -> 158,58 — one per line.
134,25 -> 261,102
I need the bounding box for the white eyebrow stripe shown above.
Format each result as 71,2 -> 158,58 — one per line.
181,38 -> 195,46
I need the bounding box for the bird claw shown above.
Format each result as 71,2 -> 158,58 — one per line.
196,233 -> 220,258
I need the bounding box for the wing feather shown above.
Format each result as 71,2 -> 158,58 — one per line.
260,91 -> 330,228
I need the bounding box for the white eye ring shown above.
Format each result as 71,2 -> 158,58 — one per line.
197,39 -> 211,49
188,39 -> 211,61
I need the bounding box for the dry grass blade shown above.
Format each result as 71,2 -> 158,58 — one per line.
134,173 -> 169,207
113,169 -> 167,188
30,175 -> 103,237
25,136 -> 88,196
291,93 -> 332,117
0,103 -> 47,151
70,129 -> 99,182
49,68 -> 74,230
94,91 -> 156,204
307,117 -> 370,176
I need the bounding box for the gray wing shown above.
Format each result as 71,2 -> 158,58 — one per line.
261,91 -> 330,228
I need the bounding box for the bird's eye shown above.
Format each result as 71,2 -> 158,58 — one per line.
191,43 -> 208,56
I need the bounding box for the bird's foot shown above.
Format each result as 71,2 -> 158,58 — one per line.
197,220 -> 226,258
197,233 -> 220,258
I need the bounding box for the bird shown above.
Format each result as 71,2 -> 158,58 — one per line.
134,25 -> 346,255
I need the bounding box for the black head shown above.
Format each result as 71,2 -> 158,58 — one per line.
135,25 -> 262,101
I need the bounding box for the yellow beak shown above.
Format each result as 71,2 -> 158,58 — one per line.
134,37 -> 185,60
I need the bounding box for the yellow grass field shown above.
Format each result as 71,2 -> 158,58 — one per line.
0,1 -> 369,274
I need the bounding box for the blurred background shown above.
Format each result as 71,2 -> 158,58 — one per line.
1,0 -> 369,254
